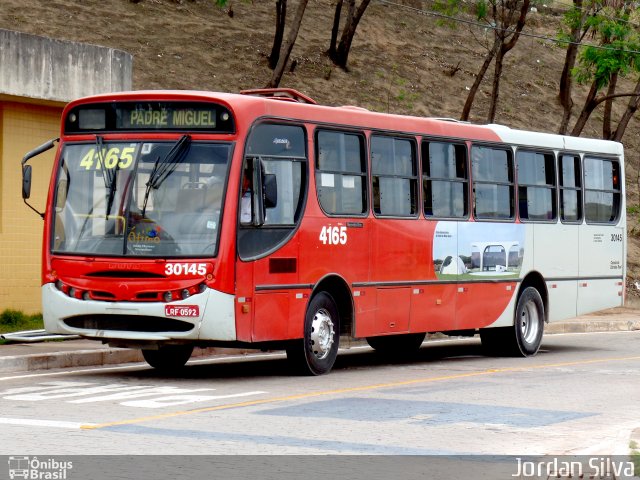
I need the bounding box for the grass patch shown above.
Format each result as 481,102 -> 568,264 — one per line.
631,440 -> 640,473
0,309 -> 44,334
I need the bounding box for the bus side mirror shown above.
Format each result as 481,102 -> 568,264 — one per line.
22,165 -> 32,200
21,137 -> 58,219
263,173 -> 277,209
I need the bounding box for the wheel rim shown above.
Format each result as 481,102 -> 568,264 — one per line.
309,308 -> 335,360
519,300 -> 540,345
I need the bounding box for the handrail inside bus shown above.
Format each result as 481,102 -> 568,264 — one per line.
240,88 -> 317,105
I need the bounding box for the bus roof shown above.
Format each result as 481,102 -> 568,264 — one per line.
63,89 -> 624,156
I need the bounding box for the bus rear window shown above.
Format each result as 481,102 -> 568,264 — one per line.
584,157 -> 621,224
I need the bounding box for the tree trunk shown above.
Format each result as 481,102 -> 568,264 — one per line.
557,0 -> 591,134
486,0 -> 529,122
487,49 -> 506,123
570,80 -> 599,136
327,0 -> 343,58
333,0 -> 371,69
268,0 -> 287,70
463,0 -> 528,122
460,38 -> 500,121
602,72 -> 618,139
267,0 -> 308,88
612,77 -> 640,142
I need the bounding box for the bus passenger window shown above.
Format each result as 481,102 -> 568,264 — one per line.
422,141 -> 468,218
316,130 -> 367,216
472,146 -> 514,220
516,150 -> 556,222
559,154 -> 582,223
371,136 -> 418,217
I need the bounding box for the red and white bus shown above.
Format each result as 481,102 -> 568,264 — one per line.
22,88 -> 626,375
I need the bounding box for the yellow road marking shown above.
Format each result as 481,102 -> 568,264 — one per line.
82,354 -> 640,430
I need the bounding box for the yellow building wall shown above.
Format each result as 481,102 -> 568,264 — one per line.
0,101 -> 61,313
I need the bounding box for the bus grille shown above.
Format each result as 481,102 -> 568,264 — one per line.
63,315 -> 194,333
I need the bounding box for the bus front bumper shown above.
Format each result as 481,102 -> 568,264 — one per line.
42,283 -> 237,342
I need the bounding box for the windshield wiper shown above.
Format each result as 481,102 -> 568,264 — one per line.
95,135 -> 121,219
141,135 -> 191,217
105,162 -> 120,219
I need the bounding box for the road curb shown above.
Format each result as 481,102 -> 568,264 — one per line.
545,318 -> 640,334
0,346 -> 257,375
1,317 -> 638,375
0,348 -> 144,374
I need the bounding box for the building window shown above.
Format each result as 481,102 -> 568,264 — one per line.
371,136 -> 418,217
472,145 -> 514,220
516,150 -> 556,221
316,130 -> 367,216
422,141 -> 468,218
584,157 -> 621,224
559,154 -> 582,223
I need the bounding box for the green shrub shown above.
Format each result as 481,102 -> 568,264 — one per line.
0,309 -> 44,333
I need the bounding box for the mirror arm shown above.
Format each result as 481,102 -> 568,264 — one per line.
22,138 -> 58,220
22,138 -> 58,166
24,198 -> 45,219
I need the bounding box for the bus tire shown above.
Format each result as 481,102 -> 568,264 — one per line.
480,286 -> 544,357
513,286 -> 545,356
142,344 -> 194,371
286,292 -> 340,376
366,333 -> 426,355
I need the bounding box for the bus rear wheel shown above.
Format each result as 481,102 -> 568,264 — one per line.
366,333 -> 426,355
142,344 -> 194,371
480,286 -> 544,357
286,292 -> 340,376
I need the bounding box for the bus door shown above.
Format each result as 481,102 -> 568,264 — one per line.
539,153 -> 581,321
577,156 -> 624,314
236,123 -> 308,342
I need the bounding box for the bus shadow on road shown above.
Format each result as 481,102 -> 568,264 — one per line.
115,336 -> 601,380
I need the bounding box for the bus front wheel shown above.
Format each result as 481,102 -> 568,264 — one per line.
142,344 -> 194,371
286,292 -> 340,375
480,286 -> 544,357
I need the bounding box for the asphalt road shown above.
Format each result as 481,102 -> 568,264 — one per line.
1,330 -> 639,461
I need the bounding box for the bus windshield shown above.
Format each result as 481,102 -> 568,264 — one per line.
52,140 -> 231,258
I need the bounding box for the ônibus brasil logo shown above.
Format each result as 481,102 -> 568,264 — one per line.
8,456 -> 73,479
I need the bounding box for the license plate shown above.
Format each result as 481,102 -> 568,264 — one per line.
165,305 -> 199,317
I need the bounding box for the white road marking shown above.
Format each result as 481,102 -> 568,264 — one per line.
1,381 -> 267,409
0,417 -> 95,429
0,352 -> 288,382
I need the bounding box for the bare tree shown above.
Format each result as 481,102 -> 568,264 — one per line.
612,77 -> 640,141
267,0 -> 309,88
268,0 -> 287,70
486,0 -> 530,123
460,0 -> 531,122
327,0 -> 371,69
327,0 -> 344,60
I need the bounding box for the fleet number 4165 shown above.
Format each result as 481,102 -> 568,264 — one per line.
319,226 -> 347,245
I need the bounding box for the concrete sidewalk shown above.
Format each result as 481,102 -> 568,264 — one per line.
1,307 -> 638,375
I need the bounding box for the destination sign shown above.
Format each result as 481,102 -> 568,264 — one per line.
65,101 -> 235,134
123,107 -> 217,129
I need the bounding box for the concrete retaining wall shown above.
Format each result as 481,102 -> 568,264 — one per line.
0,29 -> 132,103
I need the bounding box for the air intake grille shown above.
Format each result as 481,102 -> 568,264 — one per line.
64,315 -> 194,333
